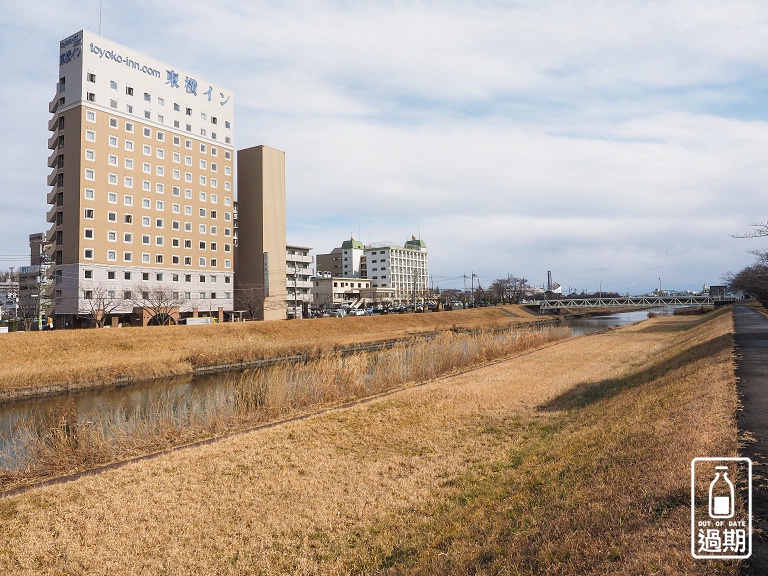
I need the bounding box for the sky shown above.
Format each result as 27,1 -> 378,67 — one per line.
1,1 -> 767,295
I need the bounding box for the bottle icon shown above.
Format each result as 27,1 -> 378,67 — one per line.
709,465 -> 735,518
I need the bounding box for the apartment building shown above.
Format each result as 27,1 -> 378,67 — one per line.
286,245 -> 313,319
316,236 -> 429,303
48,31 -> 235,327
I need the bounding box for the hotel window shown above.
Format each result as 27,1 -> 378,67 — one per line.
123,290 -> 132,300
225,120 -> 231,129
84,188 -> 95,200
224,197 -> 231,206
186,107 -> 192,116
125,122 -> 134,133
142,198 -> 151,209
173,186 -> 180,196
143,162 -> 151,173
109,117 -> 118,128
85,129 -> 95,141
84,228 -> 94,239
210,226 -> 217,235
156,166 -> 164,177
110,80 -> 117,90
185,206 -> 192,215
185,222 -> 192,232
172,255 -> 180,265
224,259 -> 231,269
224,151 -> 231,160
172,220 -> 180,230
108,173 -> 118,185
172,238 -> 180,248
200,143 -> 207,153
185,139 -> 192,149
199,241 -> 206,250
200,128 -> 206,137
143,144 -> 151,156
156,200 -> 164,211
184,239 -> 192,249
108,271 -> 116,280
173,152 -> 180,163
211,146 -> 217,155
199,192 -> 206,202
157,114 -> 164,124
201,112 -> 207,121
210,163 -> 217,172
156,218 -> 164,228
108,212 -> 117,222
143,127 -> 151,138
125,176 -> 134,187
210,260 -> 217,268
224,181 -> 231,191
210,178 -> 217,188
173,169 -> 180,180
142,216 -> 151,226
143,181 -> 151,192
224,212 -> 231,221
172,203 -> 180,214
173,135 -> 180,146
225,166 -> 231,176
199,258 -> 206,267
156,236 -> 164,246
157,131 -> 165,142
84,248 -> 94,259
184,257 -> 192,266
200,176 -> 206,185
186,124 -> 191,132
108,154 -> 118,166
174,103 -> 180,112
144,110 -> 151,120
126,86 -> 134,96
224,243 -> 231,252
125,214 -> 133,224
157,97 -> 164,106
87,92 -> 95,102
84,168 -> 95,180
185,156 -> 192,166
107,230 -> 117,242
185,189 -> 192,199
142,234 -> 150,245
126,104 -> 133,114
142,253 -> 150,264
200,159 -> 207,170
210,210 -> 217,219
125,272 -> 132,281
199,224 -> 206,234
210,194 -> 218,204
185,172 -> 192,182
225,137 -> 231,144
125,140 -> 134,151
211,132 -> 217,141
156,148 -> 164,159
144,93 -> 151,102
85,149 -> 95,161
156,255 -> 164,264
107,250 -> 117,261
109,135 -> 118,147
108,192 -> 117,203
124,232 -> 133,243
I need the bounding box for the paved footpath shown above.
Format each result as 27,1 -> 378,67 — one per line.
733,304 -> 768,573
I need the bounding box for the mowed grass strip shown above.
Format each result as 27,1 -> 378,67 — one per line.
0,309 -> 738,575
0,306 -> 539,396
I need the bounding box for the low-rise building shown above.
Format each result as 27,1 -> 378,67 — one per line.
286,245 -> 313,319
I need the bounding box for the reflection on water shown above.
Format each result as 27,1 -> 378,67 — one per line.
563,307 -> 674,337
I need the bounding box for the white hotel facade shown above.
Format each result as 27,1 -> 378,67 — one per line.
49,31 -> 236,326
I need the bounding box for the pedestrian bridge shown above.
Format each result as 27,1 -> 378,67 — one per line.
536,295 -> 739,311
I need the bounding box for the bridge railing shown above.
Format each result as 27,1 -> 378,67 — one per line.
536,296 -> 739,310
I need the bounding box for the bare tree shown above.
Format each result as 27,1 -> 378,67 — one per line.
79,283 -> 125,328
131,284 -> 188,326
732,223 -> 768,239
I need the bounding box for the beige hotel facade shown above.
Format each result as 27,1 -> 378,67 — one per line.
49,31 -> 236,327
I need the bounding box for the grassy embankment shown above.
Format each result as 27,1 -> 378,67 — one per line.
0,307 -> 739,574
0,306 -> 542,399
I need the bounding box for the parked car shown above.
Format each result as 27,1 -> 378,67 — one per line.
330,309 -> 345,318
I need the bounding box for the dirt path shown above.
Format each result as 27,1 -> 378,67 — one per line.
733,304 -> 768,574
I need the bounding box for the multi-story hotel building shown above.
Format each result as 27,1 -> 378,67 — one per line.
48,31 -> 235,327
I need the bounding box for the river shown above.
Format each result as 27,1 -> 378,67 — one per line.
0,308 -> 670,472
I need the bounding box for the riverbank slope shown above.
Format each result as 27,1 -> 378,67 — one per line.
0,306 -> 543,399
0,309 -> 739,574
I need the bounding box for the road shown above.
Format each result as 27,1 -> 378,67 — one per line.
733,304 -> 768,574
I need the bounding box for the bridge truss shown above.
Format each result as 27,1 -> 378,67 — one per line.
538,295 -> 738,310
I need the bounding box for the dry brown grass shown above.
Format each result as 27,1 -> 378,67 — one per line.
0,306 -> 541,398
1,325 -> 569,491
0,309 -> 739,575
